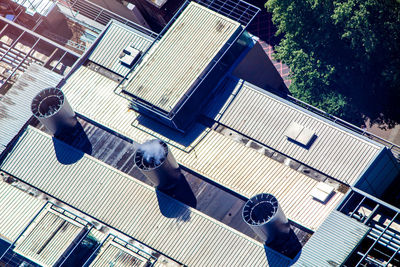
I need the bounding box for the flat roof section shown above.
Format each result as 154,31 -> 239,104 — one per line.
123,2 -> 241,113
62,67 -> 345,231
207,79 -> 383,185
0,126 -> 291,266
88,22 -> 154,77
13,208 -> 88,267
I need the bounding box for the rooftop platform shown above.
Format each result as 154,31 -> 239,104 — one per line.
123,2 -> 241,114
61,66 -> 345,231
0,126 -> 292,266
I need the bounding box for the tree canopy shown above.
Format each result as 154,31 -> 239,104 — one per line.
266,0 -> 400,127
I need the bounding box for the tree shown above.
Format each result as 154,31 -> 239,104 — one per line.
266,0 -> 400,127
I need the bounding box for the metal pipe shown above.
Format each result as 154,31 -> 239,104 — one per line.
31,87 -> 77,136
134,139 -> 181,190
242,193 -> 290,243
356,213 -> 399,266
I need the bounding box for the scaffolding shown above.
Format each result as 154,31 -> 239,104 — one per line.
338,188 -> 400,266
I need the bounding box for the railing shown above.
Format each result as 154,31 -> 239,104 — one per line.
287,95 -> 400,159
58,0 -> 157,39
42,30 -> 86,53
194,0 -> 259,27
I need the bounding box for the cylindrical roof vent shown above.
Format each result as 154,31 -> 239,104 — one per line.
134,139 -> 181,190
242,193 -> 290,244
31,87 -> 77,136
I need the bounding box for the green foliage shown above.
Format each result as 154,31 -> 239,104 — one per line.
266,0 -> 400,126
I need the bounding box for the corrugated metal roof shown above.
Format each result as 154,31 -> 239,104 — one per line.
90,236 -> 150,267
91,244 -> 145,267
0,178 -> 44,242
61,67 -> 345,231
294,210 -> 370,266
14,210 -> 85,267
88,21 -> 154,77
210,80 -> 383,185
0,126 -> 291,267
123,2 -> 241,113
0,63 -> 63,155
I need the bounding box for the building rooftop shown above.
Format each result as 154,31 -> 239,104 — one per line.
0,126 -> 292,266
88,22 -> 154,77
0,176 -> 43,242
62,66 -> 345,231
123,2 -> 241,114
88,235 -> 157,267
1,0 -> 399,265
205,78 -> 384,185
13,206 -> 89,267
294,210 -> 370,266
0,63 -> 62,154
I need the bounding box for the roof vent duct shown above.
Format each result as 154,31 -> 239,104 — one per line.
31,87 -> 77,136
134,139 -> 181,190
242,193 -> 290,244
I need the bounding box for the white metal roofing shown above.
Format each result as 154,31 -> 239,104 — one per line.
124,2 -> 241,113
294,210 -> 370,266
88,21 -> 154,77
0,126 -> 291,267
211,80 -> 383,185
0,63 -> 63,155
61,67 -> 345,231
0,178 -> 44,242
14,210 -> 85,267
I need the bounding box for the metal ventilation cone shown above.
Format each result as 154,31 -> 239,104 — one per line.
134,139 -> 181,190
31,87 -> 77,136
242,193 -> 290,243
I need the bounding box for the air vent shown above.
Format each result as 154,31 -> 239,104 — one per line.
310,182 -> 334,203
284,121 -> 315,146
242,193 -> 290,243
120,45 -> 141,67
134,139 -> 181,189
31,87 -> 77,136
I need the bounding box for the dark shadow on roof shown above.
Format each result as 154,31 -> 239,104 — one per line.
52,121 -> 92,164
52,137 -> 84,165
268,228 -> 303,260
55,121 -> 93,155
155,173 -> 197,222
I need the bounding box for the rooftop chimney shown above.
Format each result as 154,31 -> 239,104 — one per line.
242,193 -> 290,244
31,87 -> 77,136
134,139 -> 181,190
